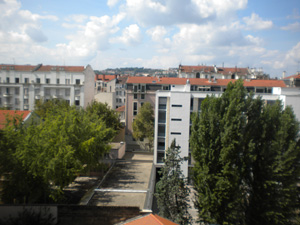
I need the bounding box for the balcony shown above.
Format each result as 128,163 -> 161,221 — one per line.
35,95 -> 41,99
3,102 -> 12,107
3,93 -> 12,97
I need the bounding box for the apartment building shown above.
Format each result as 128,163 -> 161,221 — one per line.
178,65 -> 268,80
153,78 -> 300,179
0,64 -> 95,110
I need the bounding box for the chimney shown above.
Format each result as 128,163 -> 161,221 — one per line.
282,71 -> 286,79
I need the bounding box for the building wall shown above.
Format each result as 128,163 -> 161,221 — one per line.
0,65 -> 95,110
94,92 -> 116,109
154,85 -> 300,179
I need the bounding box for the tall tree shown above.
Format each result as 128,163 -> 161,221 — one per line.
190,80 -> 300,225
86,100 -> 121,131
155,139 -> 192,225
132,102 -> 154,150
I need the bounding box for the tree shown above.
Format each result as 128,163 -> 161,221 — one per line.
86,100 -> 121,132
0,102 -> 115,203
155,139 -> 193,225
190,80 -> 300,225
34,98 -> 70,119
132,102 -> 154,150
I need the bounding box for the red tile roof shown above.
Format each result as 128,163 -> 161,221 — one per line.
124,214 -> 178,225
179,65 -> 215,73
95,74 -> 117,82
284,73 -> 300,79
0,110 -> 31,129
126,76 -> 286,88
217,67 -> 249,75
116,105 -> 125,112
0,64 -> 85,72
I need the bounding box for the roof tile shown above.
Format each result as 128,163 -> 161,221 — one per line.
0,110 -> 31,129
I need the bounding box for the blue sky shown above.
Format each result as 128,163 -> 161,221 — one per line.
0,0 -> 299,77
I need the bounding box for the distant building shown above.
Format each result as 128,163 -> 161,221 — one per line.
0,64 -> 95,110
178,65 -> 268,80
282,72 -> 300,87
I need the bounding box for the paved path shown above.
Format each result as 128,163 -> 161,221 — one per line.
89,153 -> 154,210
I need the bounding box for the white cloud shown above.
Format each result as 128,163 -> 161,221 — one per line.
281,22 -> 300,32
111,24 -> 142,46
107,0 -> 121,7
243,13 -> 273,30
65,14 -> 88,23
124,0 -> 247,26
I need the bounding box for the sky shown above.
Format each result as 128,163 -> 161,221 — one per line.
0,0 -> 300,77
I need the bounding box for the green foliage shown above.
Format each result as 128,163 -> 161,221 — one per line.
155,139 -> 193,225
34,98 -> 70,119
132,102 -> 154,150
86,100 -> 121,131
190,80 -> 300,224
0,101 -> 115,203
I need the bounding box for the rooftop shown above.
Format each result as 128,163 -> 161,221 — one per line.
0,110 -> 31,129
126,76 -> 286,88
121,213 -> 178,225
0,64 -> 85,72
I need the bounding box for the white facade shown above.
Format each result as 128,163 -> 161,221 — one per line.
154,84 -> 300,179
0,64 -> 95,110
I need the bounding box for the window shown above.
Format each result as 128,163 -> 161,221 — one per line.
65,89 -> 70,96
56,79 -> 60,84
24,78 -> 29,84
141,94 -> 145,99
6,88 -> 10,94
171,118 -> 182,121
36,78 -> 40,84
133,102 -> 138,116
6,77 -> 9,83
15,98 -> 19,105
158,111 -> 166,123
157,152 -> 165,163
45,89 -> 50,95
133,85 -> 138,92
35,88 -> 40,95
76,79 -> 80,85
190,98 -> 194,111
141,102 -> 144,107
157,138 -> 165,150
65,79 -> 70,84
159,97 -> 167,109
15,88 -> 19,95
171,104 -> 182,107
75,89 -> 80,95
15,78 -> 19,83
46,78 -> 50,84
24,99 -> 28,104
171,132 -> 181,135
75,100 -> 80,106
134,94 -> 138,99
158,125 -> 166,137
141,85 -> 145,92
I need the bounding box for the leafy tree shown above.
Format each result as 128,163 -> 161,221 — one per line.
132,102 -> 154,150
34,98 -> 70,119
86,100 -> 121,131
155,139 -> 193,225
190,80 -> 300,224
0,102 -> 115,203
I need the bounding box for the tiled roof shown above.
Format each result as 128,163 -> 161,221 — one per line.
123,214 -> 178,225
116,105 -> 125,112
179,65 -> 215,73
217,67 -> 249,75
0,64 -> 85,72
95,74 -> 117,82
284,73 -> 300,80
0,110 -> 31,129
126,76 -> 286,88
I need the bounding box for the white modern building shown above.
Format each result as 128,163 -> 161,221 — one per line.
154,79 -> 300,179
0,64 -> 95,110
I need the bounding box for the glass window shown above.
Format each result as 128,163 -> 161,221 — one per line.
157,152 -> 165,163
157,138 -> 165,150
134,94 -> 138,99
57,79 -> 60,84
24,78 -> 29,84
158,125 -> 166,137
75,100 -> 80,106
46,78 -> 50,84
6,77 -> 10,83
15,88 -> 19,95
76,79 -> 80,85
133,102 -> 138,116
36,78 -> 40,83
15,78 -> 19,83
158,111 -> 166,123
159,97 -> 167,109
141,94 -> 145,99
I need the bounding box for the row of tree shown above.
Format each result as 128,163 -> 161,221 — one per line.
0,100 -> 121,203
155,80 -> 300,224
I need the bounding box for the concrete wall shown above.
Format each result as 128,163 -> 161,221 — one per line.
94,92 -> 116,109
